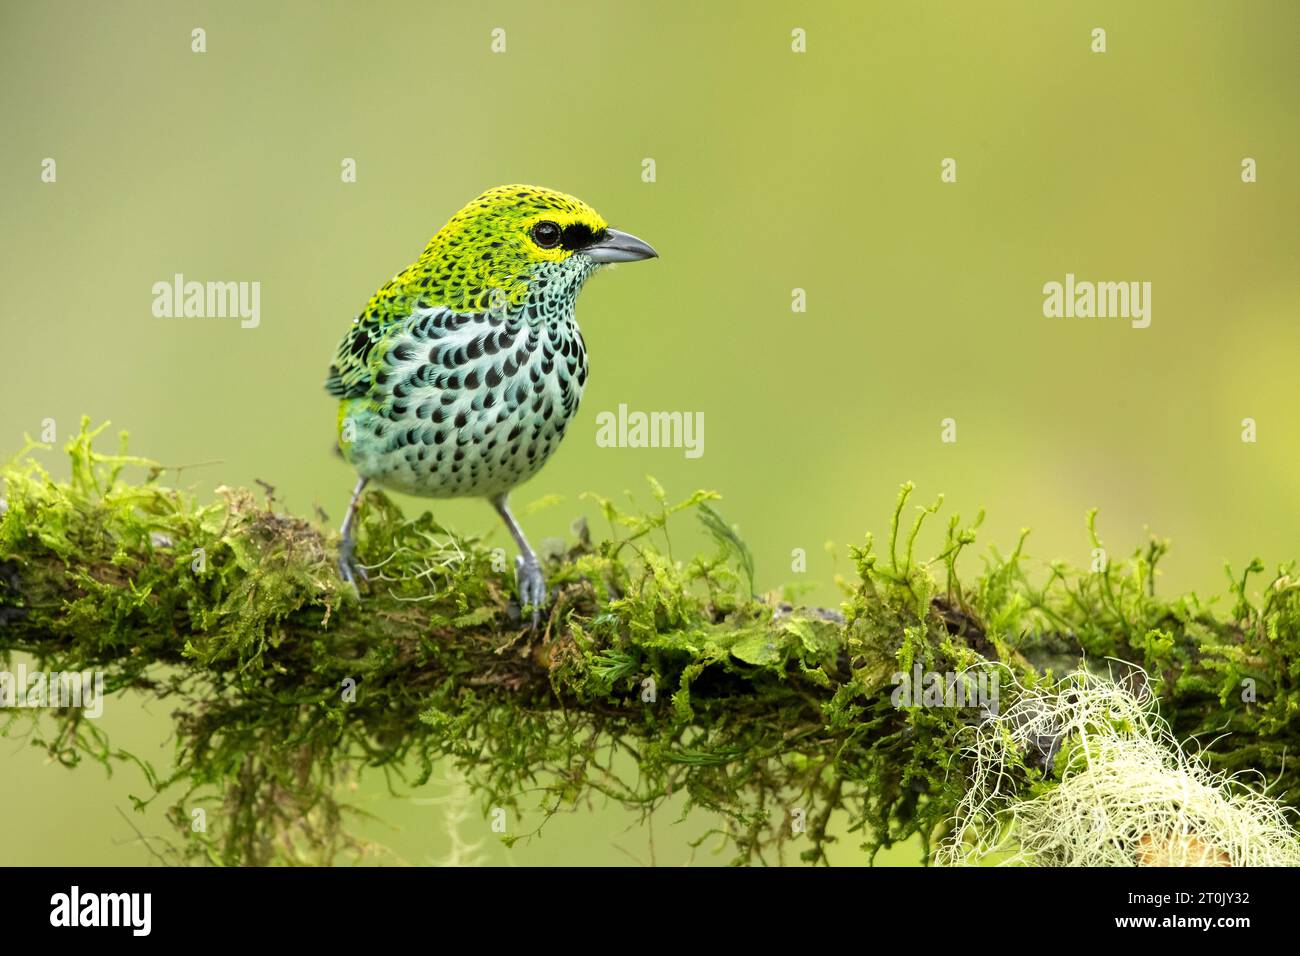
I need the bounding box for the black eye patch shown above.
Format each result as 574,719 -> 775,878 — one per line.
559,223 -> 607,251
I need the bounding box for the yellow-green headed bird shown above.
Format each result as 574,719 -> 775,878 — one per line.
326,185 -> 658,609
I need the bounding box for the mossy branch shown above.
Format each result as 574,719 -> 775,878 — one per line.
1,420 -> 1297,865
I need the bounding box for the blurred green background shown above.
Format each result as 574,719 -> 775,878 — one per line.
2,0 -> 1297,865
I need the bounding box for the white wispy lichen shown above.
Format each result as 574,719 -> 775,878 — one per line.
938,668 -> 1300,867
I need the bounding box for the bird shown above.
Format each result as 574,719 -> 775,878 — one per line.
325,184 -> 658,613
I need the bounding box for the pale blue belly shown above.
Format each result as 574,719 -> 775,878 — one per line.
342,308 -> 587,500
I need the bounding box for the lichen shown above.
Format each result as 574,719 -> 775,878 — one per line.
938,669 -> 1300,867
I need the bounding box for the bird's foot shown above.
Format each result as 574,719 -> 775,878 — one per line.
515,555 -> 548,626
338,537 -> 369,595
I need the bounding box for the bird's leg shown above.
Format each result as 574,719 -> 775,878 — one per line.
338,477 -> 369,593
491,493 -> 547,620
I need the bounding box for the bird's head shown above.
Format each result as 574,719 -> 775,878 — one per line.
411,185 -> 657,314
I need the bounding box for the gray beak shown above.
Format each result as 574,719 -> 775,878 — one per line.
583,227 -> 658,263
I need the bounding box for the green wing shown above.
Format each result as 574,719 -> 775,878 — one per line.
325,278 -> 410,400
325,319 -> 384,399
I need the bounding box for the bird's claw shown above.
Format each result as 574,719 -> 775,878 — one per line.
338,538 -> 368,595
515,555 -> 548,626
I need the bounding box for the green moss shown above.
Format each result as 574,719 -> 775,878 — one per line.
1,420 -> 1297,865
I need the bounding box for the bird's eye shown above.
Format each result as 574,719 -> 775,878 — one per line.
531,221 -> 562,249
